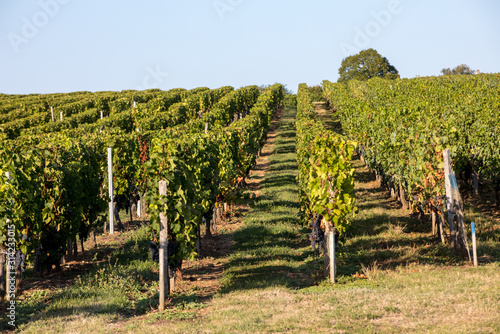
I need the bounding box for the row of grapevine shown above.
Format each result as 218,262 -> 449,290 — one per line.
0,84 -> 283,277
99,85 -> 257,212
143,84 -> 283,265
323,74 -> 500,209
0,134 -> 106,271
296,83 -> 357,236
4,88 -> 189,138
0,88 -> 194,139
2,84 -> 235,204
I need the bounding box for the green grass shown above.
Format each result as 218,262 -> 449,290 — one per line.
220,106 -> 318,292
8,226 -> 159,331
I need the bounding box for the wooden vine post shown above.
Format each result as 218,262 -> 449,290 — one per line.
327,224 -> 336,283
50,106 -> 54,122
158,180 -> 170,312
443,149 -> 457,248
472,170 -> 480,195
443,149 -> 470,259
324,181 -> 337,283
322,219 -> 336,283
0,246 -> 5,302
4,172 -> 11,301
137,198 -> 141,218
471,222 -> 478,267
107,148 -> 114,234
99,111 -> 103,133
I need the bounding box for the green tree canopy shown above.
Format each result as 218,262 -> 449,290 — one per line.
441,64 -> 475,75
338,48 -> 399,83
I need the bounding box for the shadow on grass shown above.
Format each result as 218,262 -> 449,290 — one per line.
258,174 -> 298,190
218,106 -> 321,293
334,157 -> 495,278
5,226 -> 212,330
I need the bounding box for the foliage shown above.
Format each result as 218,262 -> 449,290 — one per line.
0,84 -> 283,271
307,85 -> 325,102
0,135 -> 107,270
338,48 -> 399,83
284,94 -> 297,107
296,83 -> 357,235
441,64 -> 475,76
323,73 -> 500,210
142,84 -> 283,262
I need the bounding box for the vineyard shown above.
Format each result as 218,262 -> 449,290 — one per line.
323,74 -> 500,207
1,77 -> 499,332
0,84 -> 283,289
324,74 -> 500,254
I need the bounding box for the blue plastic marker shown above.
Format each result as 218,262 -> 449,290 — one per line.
449,174 -> 459,189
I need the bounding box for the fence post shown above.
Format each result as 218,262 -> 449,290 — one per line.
108,148 -> 114,234
51,106 -> 54,122
99,110 -> 103,133
472,170 -> 479,195
329,228 -> 336,283
443,149 -> 457,248
431,209 -> 437,235
323,222 -> 336,283
443,149 -> 470,257
471,222 -> 478,267
4,172 -> 11,301
0,246 -> 5,302
137,198 -> 141,218
159,180 -> 169,311
5,255 -> 11,302
196,220 -> 201,254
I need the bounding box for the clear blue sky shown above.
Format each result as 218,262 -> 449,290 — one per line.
1,0 -> 499,94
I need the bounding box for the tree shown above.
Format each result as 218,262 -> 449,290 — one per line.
441,64 -> 475,76
338,48 -> 399,83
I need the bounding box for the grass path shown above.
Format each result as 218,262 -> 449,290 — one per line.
220,105 -> 315,292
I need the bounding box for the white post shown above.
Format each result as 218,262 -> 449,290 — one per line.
204,122 -> 208,134
329,229 -> 335,283
108,148 -> 114,234
443,149 -> 457,247
59,111 -> 63,121
471,222 -> 478,267
5,254 -> 11,302
4,172 -> 12,301
137,199 -> 141,218
100,110 -> 104,133
133,101 -> 137,108
5,173 -> 10,225
159,180 -> 169,311
51,106 -> 54,122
